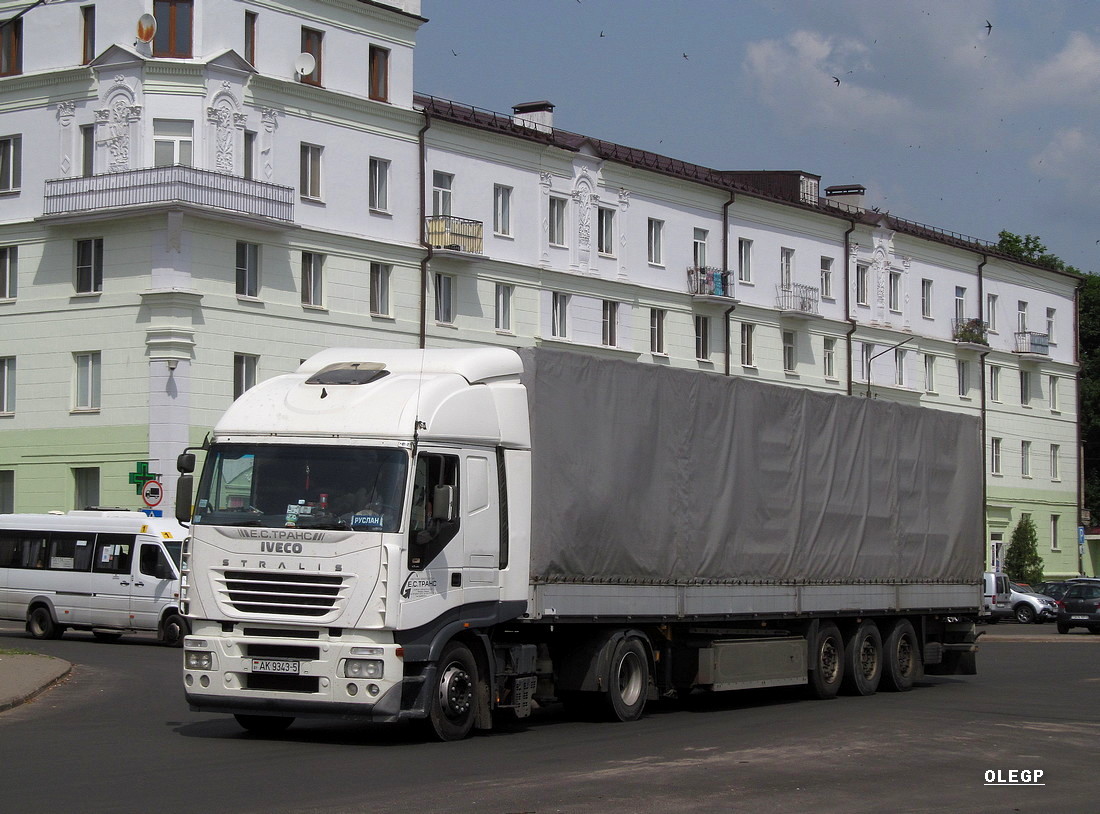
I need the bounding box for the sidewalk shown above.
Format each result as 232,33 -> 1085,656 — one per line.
0,652 -> 72,712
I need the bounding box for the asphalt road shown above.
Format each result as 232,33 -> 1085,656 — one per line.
1,620 -> 1097,814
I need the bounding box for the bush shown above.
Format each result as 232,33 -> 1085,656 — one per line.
1004,516 -> 1044,585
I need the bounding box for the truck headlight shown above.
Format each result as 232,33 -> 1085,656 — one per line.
185,650 -> 214,671
343,659 -> 383,679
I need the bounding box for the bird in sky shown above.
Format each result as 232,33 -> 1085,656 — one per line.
833,76 -> 841,85
985,20 -> 993,35
683,52 -> 689,60
600,31 -> 605,38
451,49 -> 459,56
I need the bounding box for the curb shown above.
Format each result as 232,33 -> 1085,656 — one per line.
0,655 -> 73,713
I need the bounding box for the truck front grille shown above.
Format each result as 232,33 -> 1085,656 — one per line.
220,570 -> 345,617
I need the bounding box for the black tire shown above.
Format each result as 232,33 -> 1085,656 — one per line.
234,714 -> 294,735
426,641 -> 479,741
603,637 -> 649,722
26,605 -> 64,640
1056,621 -> 1070,634
807,622 -> 845,699
841,620 -> 882,696
160,612 -> 189,647
1014,604 -> 1036,625
882,619 -> 920,692
92,631 -> 123,643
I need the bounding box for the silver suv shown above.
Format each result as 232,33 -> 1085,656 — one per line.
1008,582 -> 1058,624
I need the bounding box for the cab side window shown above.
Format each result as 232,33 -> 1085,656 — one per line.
408,453 -> 460,570
139,543 -> 175,580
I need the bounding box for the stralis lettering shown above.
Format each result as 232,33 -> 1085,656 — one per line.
235,529 -> 327,542
222,559 -> 342,572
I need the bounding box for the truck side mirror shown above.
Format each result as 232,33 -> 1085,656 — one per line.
177,452 -> 196,475
432,485 -> 455,521
176,474 -> 194,525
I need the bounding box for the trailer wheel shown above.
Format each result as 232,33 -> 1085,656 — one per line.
807,622 -> 844,699
882,619 -> 920,692
841,620 -> 882,696
234,714 -> 294,735
427,641 -> 479,741
603,637 -> 649,722
160,612 -> 189,647
27,605 -> 64,640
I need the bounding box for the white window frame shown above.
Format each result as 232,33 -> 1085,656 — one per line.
300,143 -> 323,200
954,286 -> 966,323
695,315 -> 710,360
921,279 -> 933,318
1050,444 -> 1061,480
820,257 -> 833,299
823,336 -> 836,379
740,323 -> 755,367
153,119 -> 193,167
0,245 -> 16,299
782,330 -> 796,372
856,263 -> 869,306
894,348 -> 906,386
647,218 -> 663,265
986,293 -> 998,332
780,247 -> 794,290
1021,440 -> 1032,478
494,283 -> 512,332
549,197 -> 567,247
738,238 -> 752,283
597,207 -> 615,256
493,184 -> 512,236
301,251 -> 323,307
368,157 -> 389,212
888,271 -> 901,313
0,134 -> 21,192
551,291 -> 568,338
74,351 -> 101,411
693,228 -> 708,269
75,237 -> 103,294
1020,369 -> 1031,406
233,352 -> 257,399
1050,514 -> 1060,551
432,171 -> 453,217
957,359 -> 969,397
236,241 -> 259,298
989,365 -> 1000,402
650,308 -> 666,354
73,467 -> 100,510
434,272 -> 455,324
1017,300 -> 1028,333
0,355 -> 13,413
1048,375 -> 1059,411
991,437 -> 1002,475
369,262 -> 390,316
924,354 -> 936,393
1046,307 -> 1056,342
602,300 -> 618,347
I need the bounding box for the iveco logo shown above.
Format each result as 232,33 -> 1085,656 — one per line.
261,541 -> 303,554
235,529 -> 327,542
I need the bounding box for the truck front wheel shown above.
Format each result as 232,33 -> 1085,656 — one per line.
427,641 -> 479,741
604,637 -> 649,722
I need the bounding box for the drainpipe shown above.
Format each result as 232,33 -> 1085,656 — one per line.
843,220 -> 857,395
418,108 -> 433,349
977,255 -> 988,554
1075,279 -> 1085,573
722,191 -> 736,376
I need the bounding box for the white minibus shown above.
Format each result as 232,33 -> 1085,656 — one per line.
0,510 -> 188,645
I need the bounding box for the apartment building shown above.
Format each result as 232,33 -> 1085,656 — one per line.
0,0 -> 1086,576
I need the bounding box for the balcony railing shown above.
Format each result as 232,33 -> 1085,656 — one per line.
425,215 -> 483,254
776,283 -> 820,316
1014,331 -> 1050,356
43,166 -> 295,223
952,317 -> 989,346
687,267 -> 735,299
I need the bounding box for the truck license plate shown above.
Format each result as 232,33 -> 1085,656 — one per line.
251,659 -> 300,674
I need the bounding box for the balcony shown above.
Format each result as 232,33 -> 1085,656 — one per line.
687,267 -> 737,304
952,317 -> 989,349
776,283 -> 820,319
42,166 -> 295,224
425,215 -> 483,256
1014,331 -> 1050,359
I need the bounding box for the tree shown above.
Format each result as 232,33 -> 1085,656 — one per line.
1004,515 -> 1044,585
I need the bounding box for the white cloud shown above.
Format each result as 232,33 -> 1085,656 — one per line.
1030,128 -> 1100,200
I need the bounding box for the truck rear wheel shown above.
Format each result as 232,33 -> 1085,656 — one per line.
603,637 -> 649,722
807,622 -> 844,699
841,620 -> 882,696
882,619 -> 920,692
427,641 -> 479,741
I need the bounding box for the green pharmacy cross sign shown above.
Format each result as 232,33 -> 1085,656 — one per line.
128,461 -> 161,495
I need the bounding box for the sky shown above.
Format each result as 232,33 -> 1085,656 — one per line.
415,0 -> 1100,275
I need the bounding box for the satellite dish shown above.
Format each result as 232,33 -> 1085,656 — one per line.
136,13 -> 157,44
293,52 -> 316,77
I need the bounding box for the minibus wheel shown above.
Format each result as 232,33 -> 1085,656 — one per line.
27,605 -> 64,640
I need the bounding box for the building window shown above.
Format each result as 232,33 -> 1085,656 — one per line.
1046,307 -> 1056,342
924,354 -> 936,393
740,323 -> 755,367
368,157 -> 389,211
495,283 -> 512,332
1017,300 -> 1028,332
597,208 -> 615,256
0,356 -> 13,413
888,271 -> 901,312
300,143 -> 322,199
0,16 -> 22,76
73,467 -> 100,510
1049,375 -> 1059,411
602,300 -> 618,347
0,245 -> 16,299
301,251 -> 323,307
650,308 -> 666,354
551,292 -> 568,338
243,130 -> 256,180
1020,369 -> 1031,405
1050,515 -> 1060,551
74,351 -> 101,410
82,5 -> 96,65
694,228 -> 708,269
153,119 -> 193,166
233,353 -> 257,399
986,293 -> 998,332
1050,444 -> 1061,480
433,171 -> 453,216
894,348 -> 906,386
823,336 -> 836,379
695,315 -> 710,360
957,359 -> 969,397
856,263 -> 869,306
861,343 -> 875,382
81,125 -> 95,177
1021,440 -> 1032,478
990,437 -> 1002,475
920,279 -> 932,318
235,241 -> 259,298
780,248 -> 794,290
549,197 -> 567,247
369,263 -> 390,316
955,287 -> 966,323
738,238 -> 752,283
75,238 -> 103,294
782,330 -> 796,372
0,469 -> 12,513
369,44 -> 389,102
153,0 -> 193,58
820,257 -> 833,299
244,11 -> 257,66
986,365 -> 999,402
647,218 -> 663,264
300,27 -> 323,86
435,273 -> 454,324
0,135 -> 21,192
493,185 -> 511,236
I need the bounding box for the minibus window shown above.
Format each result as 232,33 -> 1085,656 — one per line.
48,533 -> 94,571
93,534 -> 134,574
140,544 -> 176,580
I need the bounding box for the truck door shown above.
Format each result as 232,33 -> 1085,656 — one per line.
88,534 -> 136,628
460,452 -> 499,602
130,541 -> 179,630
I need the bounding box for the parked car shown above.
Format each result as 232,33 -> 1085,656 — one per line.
1056,580 -> 1100,634
1034,581 -> 1073,601
982,571 -> 1012,623
1008,583 -> 1058,624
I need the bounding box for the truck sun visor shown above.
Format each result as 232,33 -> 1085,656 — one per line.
306,362 -> 390,386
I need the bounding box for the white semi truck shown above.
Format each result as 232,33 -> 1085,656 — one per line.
177,347 -> 983,740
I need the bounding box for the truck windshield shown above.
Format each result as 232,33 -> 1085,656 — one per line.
192,445 -> 408,532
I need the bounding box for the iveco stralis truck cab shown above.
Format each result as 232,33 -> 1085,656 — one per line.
179,348 -> 533,737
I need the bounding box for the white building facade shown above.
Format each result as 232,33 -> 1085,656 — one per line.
0,0 -> 1086,576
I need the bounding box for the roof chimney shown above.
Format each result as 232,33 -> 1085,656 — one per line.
825,184 -> 866,212
512,101 -> 555,134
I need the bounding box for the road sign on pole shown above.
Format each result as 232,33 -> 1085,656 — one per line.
142,479 -> 164,507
